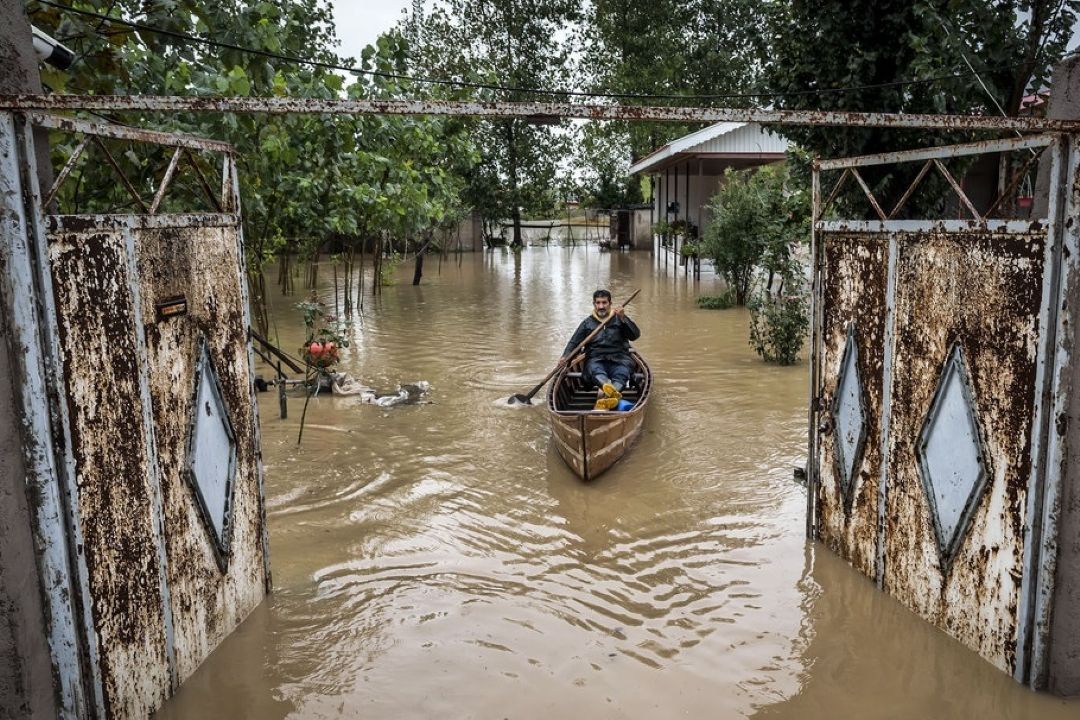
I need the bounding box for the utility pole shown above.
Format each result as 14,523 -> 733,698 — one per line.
0,0 -> 54,195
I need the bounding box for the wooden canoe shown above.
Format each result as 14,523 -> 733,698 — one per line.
546,349 -> 652,481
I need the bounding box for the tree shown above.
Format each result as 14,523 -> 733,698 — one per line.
700,161 -> 810,362
577,0 -> 767,190
764,0 -> 1080,214
27,1 -> 478,322
401,0 -> 579,247
702,166 -> 780,306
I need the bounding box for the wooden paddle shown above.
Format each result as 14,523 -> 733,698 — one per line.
509,289 -> 640,405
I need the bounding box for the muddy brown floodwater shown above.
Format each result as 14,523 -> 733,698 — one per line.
156,248 -> 1079,719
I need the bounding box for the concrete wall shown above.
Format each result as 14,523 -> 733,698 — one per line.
452,213 -> 484,252
631,208 -> 651,248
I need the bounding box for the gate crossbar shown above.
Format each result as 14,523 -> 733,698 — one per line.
814,134 -> 1055,224
27,112 -> 235,217
817,134 -> 1056,170
30,111 -> 232,153
5,95 -> 1080,133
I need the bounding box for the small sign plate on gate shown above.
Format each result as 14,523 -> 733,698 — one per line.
155,295 -> 187,321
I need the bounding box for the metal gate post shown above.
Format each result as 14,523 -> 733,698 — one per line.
1013,134 -> 1070,684
874,227 -> 900,589
1024,133 -> 1080,687
0,111 -> 89,717
806,162 -> 821,540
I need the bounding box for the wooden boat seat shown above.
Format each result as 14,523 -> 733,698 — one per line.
564,371 -> 645,389
563,387 -> 641,412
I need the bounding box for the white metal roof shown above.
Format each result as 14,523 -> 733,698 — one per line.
627,122 -> 791,175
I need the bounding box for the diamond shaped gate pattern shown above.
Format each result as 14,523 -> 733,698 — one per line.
186,340 -> 238,569
832,326 -> 867,506
916,343 -> 989,568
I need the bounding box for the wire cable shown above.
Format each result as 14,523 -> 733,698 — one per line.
34,0 -> 1029,104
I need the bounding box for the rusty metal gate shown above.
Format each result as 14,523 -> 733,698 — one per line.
807,133 -> 1079,686
0,111 -> 270,718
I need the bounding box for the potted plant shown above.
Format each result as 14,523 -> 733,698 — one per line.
652,220 -> 671,247
680,240 -> 699,259
296,292 -> 351,392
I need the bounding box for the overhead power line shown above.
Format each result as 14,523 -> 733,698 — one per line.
35,0 -> 1025,105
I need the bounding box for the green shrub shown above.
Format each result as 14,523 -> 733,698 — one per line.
747,267 -> 809,364
701,162 -> 809,306
379,251 -> 402,286
697,291 -> 735,309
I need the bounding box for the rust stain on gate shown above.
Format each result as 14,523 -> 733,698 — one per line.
49,230 -> 171,717
815,226 -> 1047,673
809,131 -> 1065,680
885,230 -> 1045,672
135,223 -> 267,683
817,235 -> 888,578
25,108 -> 270,717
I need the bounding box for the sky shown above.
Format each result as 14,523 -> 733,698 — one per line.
331,0 -> 414,62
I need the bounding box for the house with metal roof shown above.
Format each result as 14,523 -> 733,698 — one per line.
629,122 -> 791,259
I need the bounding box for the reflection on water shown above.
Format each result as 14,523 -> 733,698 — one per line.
157,248 -> 1078,719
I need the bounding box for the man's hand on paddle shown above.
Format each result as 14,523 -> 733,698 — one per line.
613,304 -> 626,319
557,355 -> 568,367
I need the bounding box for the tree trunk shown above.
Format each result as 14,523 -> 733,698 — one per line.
307,248 -> 319,288
505,120 -> 523,249
411,235 -> 436,286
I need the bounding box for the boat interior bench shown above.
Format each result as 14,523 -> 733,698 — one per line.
558,372 -> 644,412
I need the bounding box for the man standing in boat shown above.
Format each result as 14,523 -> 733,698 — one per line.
558,289 -> 641,410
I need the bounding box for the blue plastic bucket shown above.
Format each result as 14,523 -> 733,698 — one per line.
616,399 -> 635,412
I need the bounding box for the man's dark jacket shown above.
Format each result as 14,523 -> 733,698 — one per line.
562,314 -> 640,359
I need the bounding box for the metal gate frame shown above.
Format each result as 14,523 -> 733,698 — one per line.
5,93 -> 1080,704
806,132 -> 1080,686
0,110 -> 271,718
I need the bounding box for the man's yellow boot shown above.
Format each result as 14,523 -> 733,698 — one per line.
594,397 -> 619,411
602,383 -> 622,401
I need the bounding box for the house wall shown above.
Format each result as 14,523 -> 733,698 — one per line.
451,213 -> 485,252
631,208 -> 651,247
653,163 -> 726,238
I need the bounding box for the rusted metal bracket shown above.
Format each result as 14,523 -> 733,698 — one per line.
91,136 -> 149,213
887,160 -> 933,219
817,168 -> 850,221
182,150 -> 223,213
42,136 -> 88,210
26,112 -> 234,217
817,133 -> 1059,223
850,168 -> 888,221
28,110 -> 233,152
817,135 -> 1057,170
149,147 -> 182,215
932,159 -> 980,220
